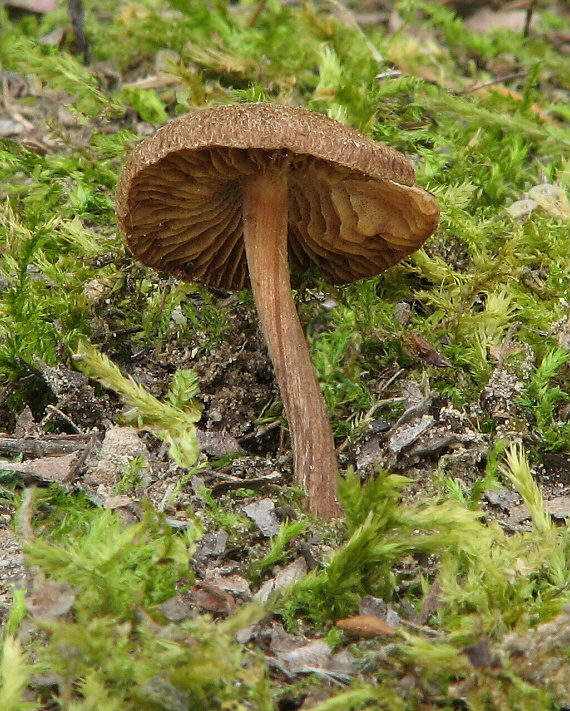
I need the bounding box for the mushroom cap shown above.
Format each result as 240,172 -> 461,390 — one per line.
116,103 -> 439,290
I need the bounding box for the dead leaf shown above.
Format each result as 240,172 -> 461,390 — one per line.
545,496 -> 570,520
15,406 -> 40,438
276,640 -> 354,681
192,582 -> 235,614
38,26 -> 66,47
413,432 -> 459,457
527,184 -> 570,221
507,504 -> 533,524
255,557 -> 307,603
196,529 -> 228,559
489,341 -> 520,365
402,333 -> 452,368
505,198 -> 537,221
507,496 -> 570,524
356,435 -> 384,470
336,614 -> 397,638
0,119 -> 26,137
243,498 -> 279,536
196,429 -> 244,456
159,595 -> 192,622
388,415 -> 434,454
84,426 -> 149,488
204,572 -> 251,598
484,488 -> 522,511
461,638 -> 494,668
398,386 -> 438,424
0,451 -> 81,484
26,580 -> 76,619
394,301 -> 411,326
360,595 -> 401,628
420,578 -> 442,624
269,624 -> 307,655
98,495 -> 134,510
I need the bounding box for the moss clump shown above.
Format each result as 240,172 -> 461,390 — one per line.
4,501 -> 270,710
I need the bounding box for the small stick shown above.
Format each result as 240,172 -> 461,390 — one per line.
247,0 -> 268,28
454,71 -> 528,95
18,486 -> 36,541
68,0 -> 91,63
0,434 -> 92,457
41,405 -> 82,433
523,0 -> 537,38
365,397 -> 406,421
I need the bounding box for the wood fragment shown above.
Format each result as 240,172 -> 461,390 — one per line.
0,434 -> 95,457
67,0 -> 90,63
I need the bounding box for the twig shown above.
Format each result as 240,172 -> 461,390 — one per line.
523,0 -> 537,38
212,471 -> 283,494
70,434 -> 97,475
41,405 -> 82,433
238,419 -> 282,443
67,0 -> 91,63
399,618 -> 445,638
365,397 -> 406,421
454,71 -> 528,96
247,0 -> 268,28
0,434 -> 93,457
18,486 -> 36,542
378,368 -> 405,393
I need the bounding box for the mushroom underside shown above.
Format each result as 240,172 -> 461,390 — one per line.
121,146 -> 438,290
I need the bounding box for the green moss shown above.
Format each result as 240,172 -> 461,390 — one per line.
75,342 -> 201,468
15,501 -> 270,710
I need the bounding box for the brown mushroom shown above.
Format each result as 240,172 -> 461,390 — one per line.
116,103 -> 439,520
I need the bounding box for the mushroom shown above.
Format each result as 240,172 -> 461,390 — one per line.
116,103 -> 439,520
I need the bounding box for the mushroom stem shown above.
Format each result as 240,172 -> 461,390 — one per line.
242,166 -> 342,520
